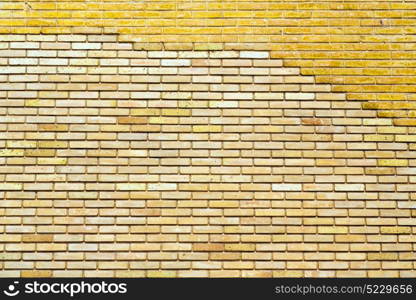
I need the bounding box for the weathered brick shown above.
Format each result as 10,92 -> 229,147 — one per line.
0,40 -> 413,278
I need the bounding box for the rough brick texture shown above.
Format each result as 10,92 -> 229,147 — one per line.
0,34 -> 415,278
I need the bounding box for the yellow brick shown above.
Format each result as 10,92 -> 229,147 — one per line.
224,244 -> 255,251
22,270 -> 52,278
273,271 -> 303,277
368,253 -> 398,260
38,158 -> 67,165
115,270 -> 146,277
378,159 -> 408,167
39,141 -> 68,148
364,135 -> 394,142
194,43 -> 223,51
393,119 -> 416,126
377,127 -> 406,134
117,117 -> 148,124
25,99 -> 55,107
131,108 -> 160,116
318,226 -> 348,234
380,227 -> 411,234
161,109 -> 191,116
25,149 -> 55,157
148,117 -> 175,124
38,124 -> 69,131
147,271 -> 176,278
0,149 -> 24,156
193,125 -> 222,132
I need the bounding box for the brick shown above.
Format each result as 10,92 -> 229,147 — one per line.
161,109 -> 191,116
72,43 -> 101,50
193,125 -> 222,133
0,183 -> 22,190
272,184 -> 302,191
131,108 -> 160,116
38,158 -> 67,165
21,270 -> 52,277
148,183 -> 177,191
117,117 -> 148,124
0,149 -> 24,157
378,159 -> 408,167
10,42 -> 39,49
147,271 -> 176,278
22,234 -> 53,242
161,59 -> 191,66
116,184 -> 146,191
39,141 -> 68,148
285,92 -> 315,100
240,51 -> 269,59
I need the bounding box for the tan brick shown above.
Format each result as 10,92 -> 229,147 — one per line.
0,149 -> 24,157
0,43 -> 414,278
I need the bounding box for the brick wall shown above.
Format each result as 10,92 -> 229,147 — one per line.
0,1 -> 415,278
